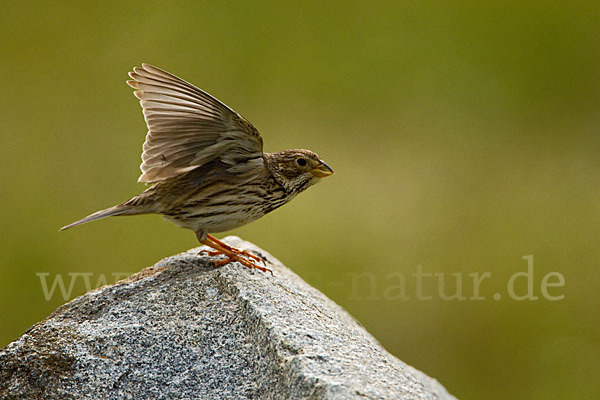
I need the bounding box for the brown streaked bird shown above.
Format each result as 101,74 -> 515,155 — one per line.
61,64 -> 333,274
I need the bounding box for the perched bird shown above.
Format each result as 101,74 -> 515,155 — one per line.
61,64 -> 333,274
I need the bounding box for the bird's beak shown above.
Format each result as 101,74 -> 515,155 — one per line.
311,161 -> 334,178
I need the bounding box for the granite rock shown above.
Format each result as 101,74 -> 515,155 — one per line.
0,237 -> 457,399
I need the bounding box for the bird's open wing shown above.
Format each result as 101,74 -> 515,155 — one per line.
127,64 -> 264,183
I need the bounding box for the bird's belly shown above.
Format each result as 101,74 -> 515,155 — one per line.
163,205 -> 266,233
206,214 -> 259,232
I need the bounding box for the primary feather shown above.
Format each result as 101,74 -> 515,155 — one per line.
127,64 -> 264,183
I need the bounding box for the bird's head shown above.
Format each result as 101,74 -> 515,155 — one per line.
265,149 -> 334,194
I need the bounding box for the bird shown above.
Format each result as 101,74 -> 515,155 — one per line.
60,64 -> 333,274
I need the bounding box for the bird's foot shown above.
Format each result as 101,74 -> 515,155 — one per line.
228,248 -> 266,265
211,252 -> 273,275
198,249 -> 222,257
198,234 -> 272,275
199,246 -> 265,265
204,234 -> 267,265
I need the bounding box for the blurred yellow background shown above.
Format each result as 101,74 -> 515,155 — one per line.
1,1 -> 599,399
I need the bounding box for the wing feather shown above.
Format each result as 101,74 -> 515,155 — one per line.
127,64 -> 264,183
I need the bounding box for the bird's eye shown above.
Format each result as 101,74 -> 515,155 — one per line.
296,158 -> 307,167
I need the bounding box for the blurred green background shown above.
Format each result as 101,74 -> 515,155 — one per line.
1,1 -> 599,399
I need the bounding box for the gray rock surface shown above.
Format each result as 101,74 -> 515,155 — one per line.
0,237 -> 457,399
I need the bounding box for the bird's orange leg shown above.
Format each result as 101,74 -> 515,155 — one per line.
198,235 -> 264,263
198,249 -> 222,257
205,234 -> 266,265
197,235 -> 233,257
197,234 -> 272,275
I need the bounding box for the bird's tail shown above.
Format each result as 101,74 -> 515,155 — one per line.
59,199 -> 152,231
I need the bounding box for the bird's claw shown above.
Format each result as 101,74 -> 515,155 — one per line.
236,249 -> 267,265
199,248 -> 266,265
199,243 -> 272,275
212,254 -> 273,275
198,249 -> 222,257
